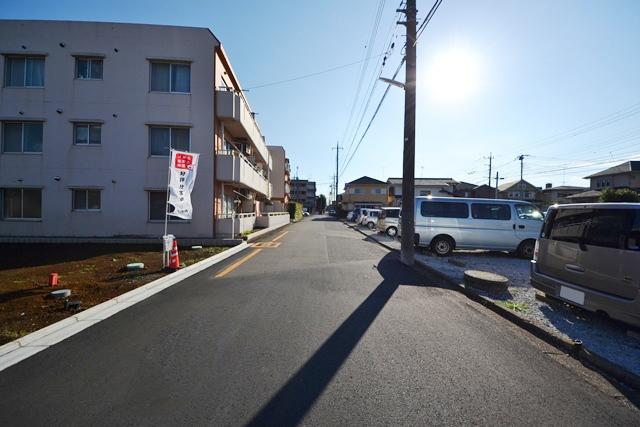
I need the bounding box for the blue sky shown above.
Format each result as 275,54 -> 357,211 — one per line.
3,0 -> 640,196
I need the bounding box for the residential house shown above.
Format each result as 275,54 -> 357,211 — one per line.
585,160 -> 640,192
387,178 -> 458,206
341,176 -> 388,211
540,184 -> 589,205
497,180 -> 541,202
290,179 -> 316,212
565,190 -> 602,204
0,20 -> 285,240
452,182 -> 496,199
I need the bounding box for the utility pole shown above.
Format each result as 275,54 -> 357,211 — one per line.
494,171 -> 504,199
332,142 -> 342,207
485,153 -> 493,186
399,0 -> 417,266
517,154 -> 530,181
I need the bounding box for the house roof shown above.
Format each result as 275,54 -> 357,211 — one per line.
566,190 -> 601,199
387,177 -> 458,187
454,181 -> 476,191
498,179 -> 539,192
584,161 -> 640,178
542,185 -> 589,192
346,176 -> 387,185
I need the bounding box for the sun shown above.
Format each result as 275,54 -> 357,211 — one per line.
424,46 -> 483,104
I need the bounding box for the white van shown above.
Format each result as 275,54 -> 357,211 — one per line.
414,197 -> 543,257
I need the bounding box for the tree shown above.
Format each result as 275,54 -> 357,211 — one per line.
316,194 -> 327,212
599,188 -> 640,203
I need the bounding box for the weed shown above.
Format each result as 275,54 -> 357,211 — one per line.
498,300 -> 530,313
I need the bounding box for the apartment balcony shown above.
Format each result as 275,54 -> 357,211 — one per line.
216,90 -> 269,164
284,183 -> 291,195
216,151 -> 270,197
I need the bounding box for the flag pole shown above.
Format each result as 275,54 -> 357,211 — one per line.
163,150 -> 172,266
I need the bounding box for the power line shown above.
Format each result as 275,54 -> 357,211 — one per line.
243,53 -> 385,90
340,0 -> 387,149
415,0 -> 444,43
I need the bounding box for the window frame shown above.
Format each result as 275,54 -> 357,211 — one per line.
1,121 -> 44,153
149,61 -> 191,94
1,187 -> 42,220
72,189 -> 101,212
74,57 -> 104,80
148,126 -> 191,157
4,55 -> 45,88
73,122 -> 102,145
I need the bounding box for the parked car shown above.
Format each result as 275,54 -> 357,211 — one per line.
327,207 -> 336,216
414,197 -> 543,257
362,209 -> 381,229
303,211 -> 310,217
531,203 -> 640,328
377,207 -> 402,237
356,208 -> 370,225
347,208 -> 360,222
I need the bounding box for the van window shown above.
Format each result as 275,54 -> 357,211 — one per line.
471,203 -> 511,220
515,204 -> 543,220
421,201 -> 468,218
549,209 -> 590,243
584,209 -> 634,250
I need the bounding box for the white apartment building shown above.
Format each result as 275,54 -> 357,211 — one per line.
0,20 -> 282,240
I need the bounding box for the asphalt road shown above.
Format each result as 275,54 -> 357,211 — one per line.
0,217 -> 638,426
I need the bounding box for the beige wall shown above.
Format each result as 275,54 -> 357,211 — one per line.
590,172 -> 640,190
267,145 -> 286,200
0,20 -> 217,238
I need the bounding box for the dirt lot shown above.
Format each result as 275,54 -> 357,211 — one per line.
0,243 -> 227,345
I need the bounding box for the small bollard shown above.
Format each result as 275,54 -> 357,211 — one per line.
49,273 -> 59,287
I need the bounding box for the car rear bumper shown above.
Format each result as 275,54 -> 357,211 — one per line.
530,260 -> 640,328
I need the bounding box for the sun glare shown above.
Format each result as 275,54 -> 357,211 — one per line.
424,46 -> 483,104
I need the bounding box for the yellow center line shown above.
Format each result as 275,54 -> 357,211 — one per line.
214,249 -> 263,278
271,231 -> 289,242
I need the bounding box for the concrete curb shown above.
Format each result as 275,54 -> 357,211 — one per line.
246,220 -> 291,243
343,220 -> 640,391
0,241 -> 250,372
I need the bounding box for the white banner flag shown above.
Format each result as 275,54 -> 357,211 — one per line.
167,149 -> 200,220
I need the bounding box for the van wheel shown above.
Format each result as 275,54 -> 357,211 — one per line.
432,236 -> 454,256
367,222 -> 375,230
518,240 -> 535,259
386,226 -> 398,237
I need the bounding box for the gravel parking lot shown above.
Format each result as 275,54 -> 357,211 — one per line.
348,222 -> 640,377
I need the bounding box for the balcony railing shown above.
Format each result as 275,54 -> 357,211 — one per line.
216,90 -> 269,165
216,150 -> 270,197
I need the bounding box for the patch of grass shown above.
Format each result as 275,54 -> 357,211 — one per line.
1,328 -> 29,341
498,300 -> 530,313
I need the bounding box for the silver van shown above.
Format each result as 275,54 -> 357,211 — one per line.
361,209 -> 381,229
377,207 -> 401,237
531,203 -> 640,327
414,197 -> 543,257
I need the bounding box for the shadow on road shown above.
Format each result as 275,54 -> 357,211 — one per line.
246,252 -> 424,426
311,216 -> 338,222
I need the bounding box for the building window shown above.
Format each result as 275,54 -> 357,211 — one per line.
72,189 -> 101,211
148,191 -> 185,221
75,57 -> 103,80
4,56 -> 45,87
73,123 -> 101,145
354,188 -> 362,194
150,62 -> 190,93
419,190 -> 431,196
2,122 -> 43,153
149,126 -> 190,156
1,188 -> 41,219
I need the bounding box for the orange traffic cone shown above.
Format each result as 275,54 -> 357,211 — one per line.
169,240 -> 180,269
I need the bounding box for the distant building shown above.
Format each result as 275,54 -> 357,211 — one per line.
341,176 -> 388,210
497,180 -> 541,202
291,179 -> 316,212
540,184 -> 589,205
584,160 -> 640,191
565,190 -> 602,204
387,178 -> 458,206
452,182 -> 496,199
266,146 -> 290,211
